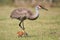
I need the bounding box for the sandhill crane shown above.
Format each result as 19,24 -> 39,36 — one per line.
10,5 -> 48,35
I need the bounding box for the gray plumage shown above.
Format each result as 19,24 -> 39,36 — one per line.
10,8 -> 39,20
10,5 -> 40,31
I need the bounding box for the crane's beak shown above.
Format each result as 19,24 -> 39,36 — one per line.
39,5 -> 48,11
41,7 -> 48,11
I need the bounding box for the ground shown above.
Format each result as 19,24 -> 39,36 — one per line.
0,6 -> 60,40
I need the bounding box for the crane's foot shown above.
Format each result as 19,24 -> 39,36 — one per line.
24,32 -> 28,36
21,30 -> 28,37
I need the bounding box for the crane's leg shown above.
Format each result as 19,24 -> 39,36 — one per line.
19,20 -> 28,36
19,20 -> 23,29
22,21 -> 25,30
22,21 -> 28,36
19,20 -> 25,30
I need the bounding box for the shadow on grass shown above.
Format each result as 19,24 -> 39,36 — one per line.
17,34 -> 39,38
16,34 -> 40,40
25,35 -> 39,37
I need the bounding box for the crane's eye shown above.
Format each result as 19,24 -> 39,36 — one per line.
37,6 -> 41,9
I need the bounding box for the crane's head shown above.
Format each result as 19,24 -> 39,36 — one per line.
36,5 -> 48,11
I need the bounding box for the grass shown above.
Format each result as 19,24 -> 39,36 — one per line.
0,6 -> 60,40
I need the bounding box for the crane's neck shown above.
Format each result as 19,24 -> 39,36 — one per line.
35,6 -> 39,16
28,6 -> 39,20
